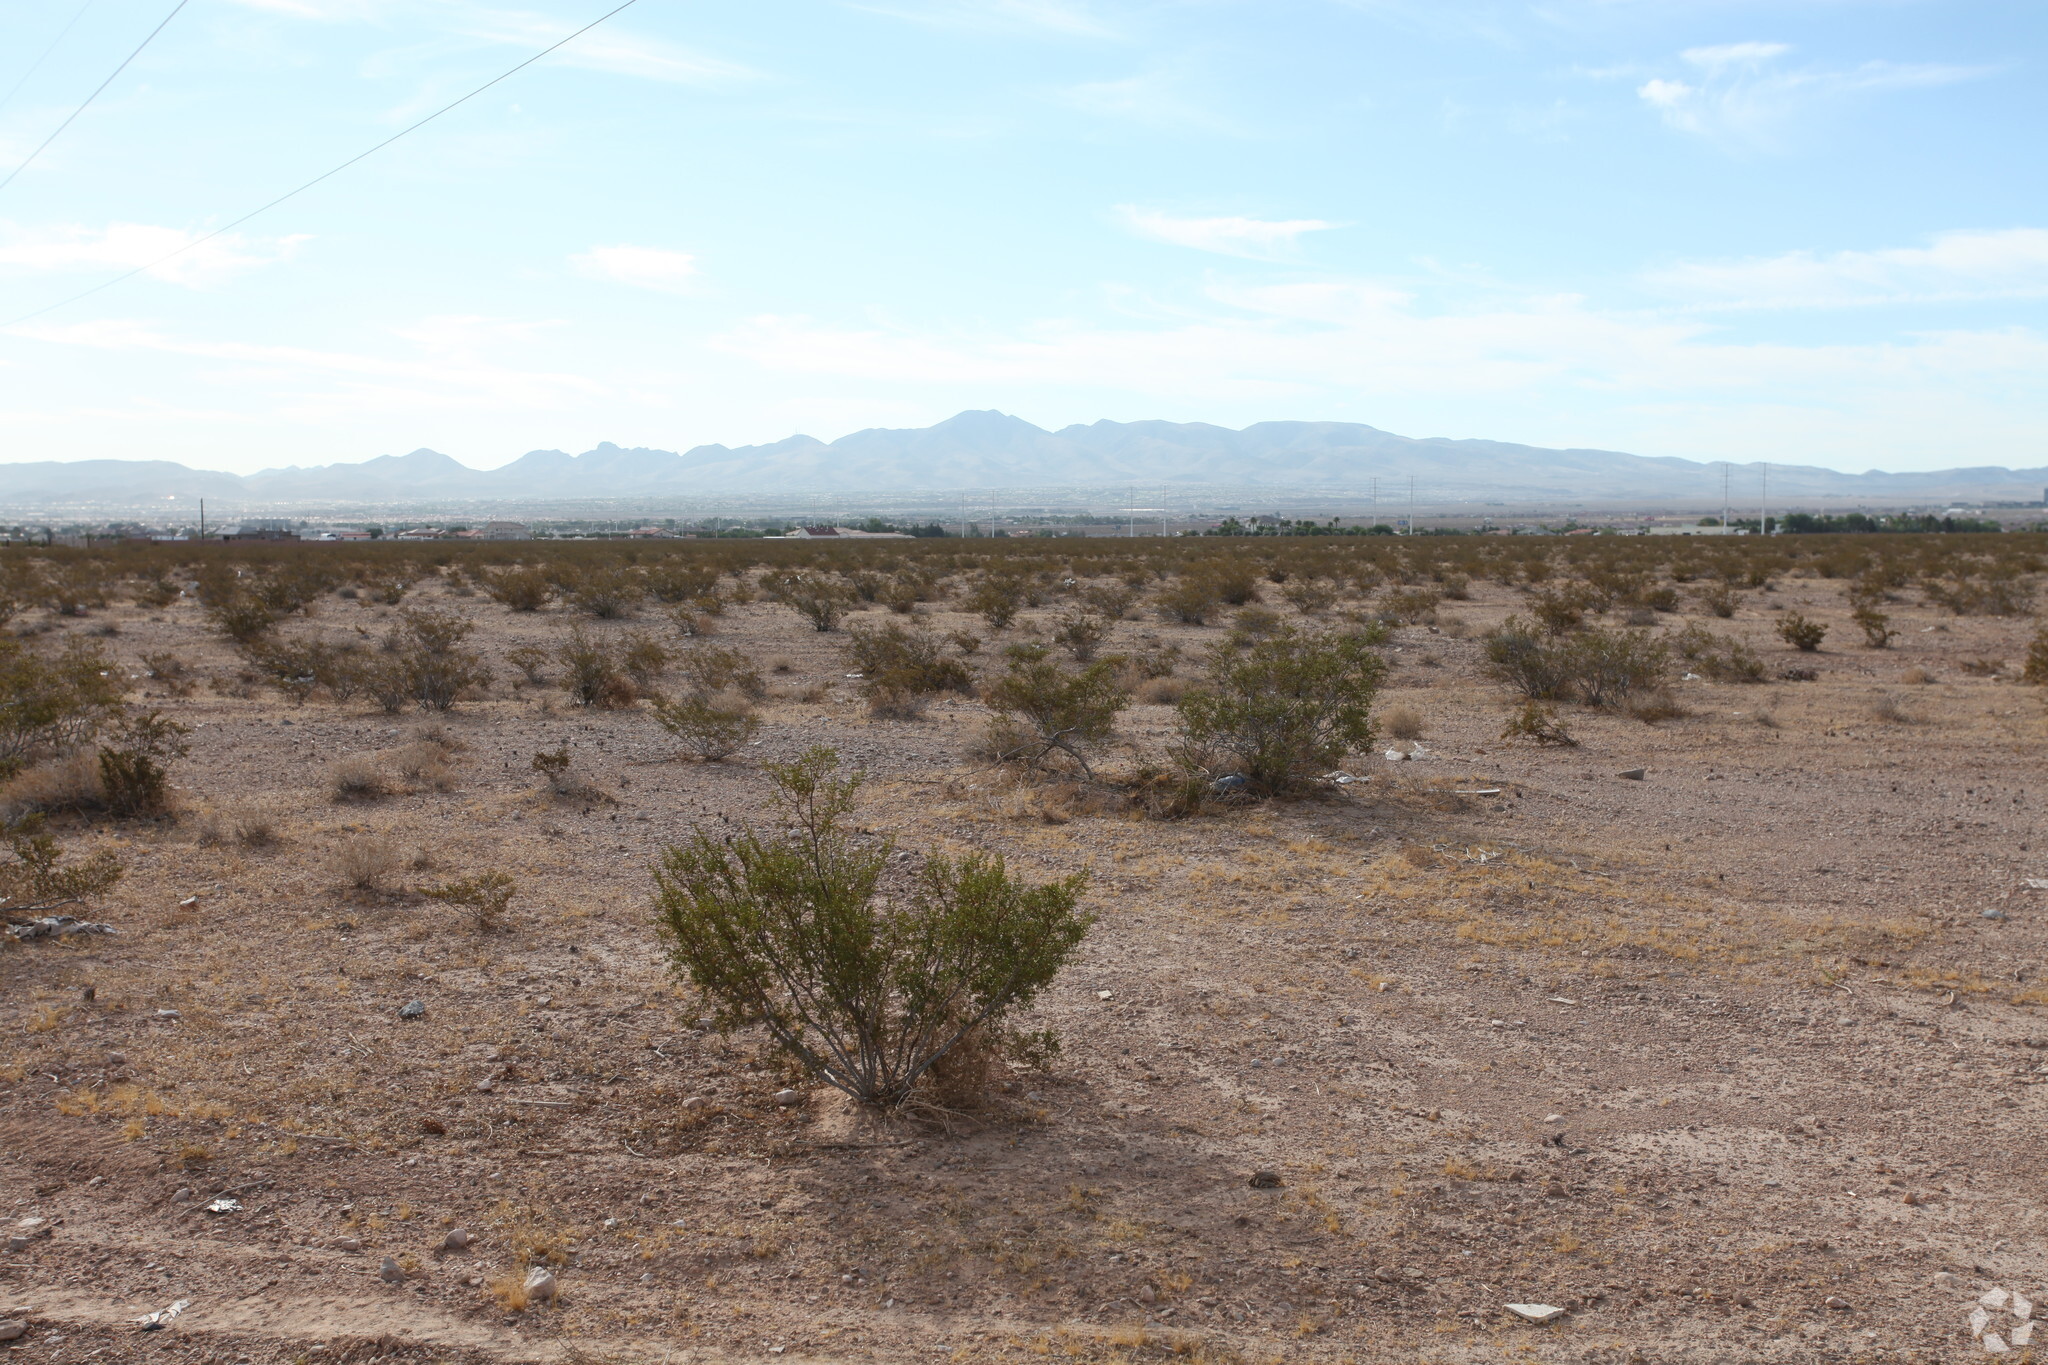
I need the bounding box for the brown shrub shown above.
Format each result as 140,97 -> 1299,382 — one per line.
329,755 -> 389,802
0,751 -> 104,819
330,835 -> 402,893
1134,676 -> 1185,705
1380,705 -> 1424,740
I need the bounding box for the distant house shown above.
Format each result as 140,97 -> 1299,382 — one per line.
485,521 -> 530,540
394,527 -> 442,540
227,519 -> 299,541
784,525 -> 910,540
310,528 -> 372,541
786,526 -> 840,538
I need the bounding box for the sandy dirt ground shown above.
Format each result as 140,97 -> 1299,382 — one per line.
2,558 -> 2045,1365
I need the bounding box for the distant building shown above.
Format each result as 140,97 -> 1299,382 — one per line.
228,520 -> 300,540
784,525 -> 910,539
484,521 -> 530,540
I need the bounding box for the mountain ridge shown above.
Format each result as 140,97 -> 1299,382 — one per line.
4,411 -> 2044,510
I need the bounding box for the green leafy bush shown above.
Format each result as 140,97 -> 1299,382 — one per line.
981,645 -> 1130,776
97,711 -> 190,818
651,748 -> 1092,1106
423,871 -> 516,932
1175,626 -> 1388,792
762,571 -> 856,632
649,692 -> 760,761
1775,611 -> 1827,652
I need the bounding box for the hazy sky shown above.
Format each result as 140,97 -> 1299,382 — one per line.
1,0 -> 2043,475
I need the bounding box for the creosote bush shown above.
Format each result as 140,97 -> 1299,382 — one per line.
0,814 -> 124,914
762,571 -> 855,632
0,637 -> 124,779
423,871 -> 516,931
1500,701 -> 1576,746
1175,625 -> 1388,793
651,747 -> 1092,1107
1776,611 -> 1828,652
650,692 -> 760,761
980,645 -> 1130,777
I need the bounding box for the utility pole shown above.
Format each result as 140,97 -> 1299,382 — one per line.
1759,463 -> 1769,536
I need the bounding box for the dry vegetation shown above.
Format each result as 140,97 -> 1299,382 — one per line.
3,531 -> 2048,1363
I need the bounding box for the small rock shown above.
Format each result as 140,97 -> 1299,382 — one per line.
420,1117 -> 446,1136
1096,990 -> 1114,1001
398,1000 -> 426,1020
1982,908 -> 2008,921
681,1096 -> 707,1111
3,1237 -> 27,1253
1543,1114 -> 1563,1123
379,1256 -> 405,1283
1248,1170 -> 1283,1189
334,1236 -> 363,1253
475,1079 -> 494,1094
106,1051 -> 127,1067
773,1089 -> 805,1108
1617,768 -> 1646,781
1825,1296 -> 1851,1310
1932,1271 -> 1958,1287
170,1187 -> 194,1204
523,1266 -> 557,1302
1504,1302 -> 1567,1324
442,1228 -> 470,1251
1137,1285 -> 1156,1304
0,1322 -> 26,1342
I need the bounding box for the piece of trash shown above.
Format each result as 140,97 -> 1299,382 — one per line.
1383,749 -> 1407,762
178,896 -> 199,908
1322,771 -> 1359,784
1409,743 -> 1433,759
1983,1289 -> 2012,1310
1453,788 -> 1502,795
204,1197 -> 241,1215
1544,1113 -> 1563,1122
1504,1302 -> 1566,1324
8,916 -> 118,942
1096,990 -> 1113,1000
773,1089 -> 805,1107
2026,880 -> 2048,891
1547,997 -> 1578,1006
398,1000 -> 426,1019
1209,774 -> 1248,793
137,1298 -> 191,1331
843,672 -> 863,679
1982,908 -> 2008,921
1616,768 -> 1646,781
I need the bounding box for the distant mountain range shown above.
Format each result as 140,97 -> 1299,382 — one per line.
4,411 -> 2044,511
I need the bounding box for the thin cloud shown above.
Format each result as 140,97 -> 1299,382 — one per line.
571,244 -> 699,294
1054,70 -> 1235,131
1647,228 -> 2048,309
1635,42 -> 1993,147
845,0 -> 1117,39
0,223 -> 310,287
1117,207 -> 1340,262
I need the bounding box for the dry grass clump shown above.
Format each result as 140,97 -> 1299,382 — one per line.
330,834 -> 403,893
1901,667 -> 1936,685
0,750 -> 104,819
1134,676 -> 1184,706
1380,704 -> 1424,740
1870,692 -> 1921,725
390,730 -> 465,791
329,755 -> 389,802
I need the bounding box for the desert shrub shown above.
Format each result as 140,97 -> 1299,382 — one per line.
480,567 -> 554,611
506,645 -> 551,684
1049,610 -> 1111,662
96,711 -> 189,818
980,646 -> 1130,777
1080,583 -> 1138,619
1851,606 -> 1897,649
965,575 -> 1027,630
618,631 -> 673,690
1775,612 -> 1827,652
676,645 -> 766,700
879,570 -> 939,615
1175,626 -> 1388,793
762,571 -> 855,632
1670,623 -> 1765,683
529,746 -> 578,795
557,626 -> 637,708
330,834 -> 402,894
1379,587 -> 1441,625
645,563 -> 720,604
1481,617 -> 1574,700
1959,657 -> 2004,677
422,870 -> 516,931
1155,577 -> 1222,625
132,575 -> 180,609
1566,628 -> 1671,707
329,755 -> 389,802
1922,572 -> 2035,617
138,651 -> 194,698
0,814 -> 123,913
651,747 -> 1093,1107
650,692 -> 760,760
390,735 -> 462,791
1281,578 -> 1340,614
1500,700 -> 1575,746
1528,586 -> 1590,633
389,608 -> 489,711
1380,704 -> 1424,740
1870,692 -> 1919,725
565,566 -> 644,619
0,637 -> 123,779
846,623 -> 973,714
2025,629 -> 2048,685
1134,675 -> 1185,705
1695,582 -> 1741,618
1229,605 -> 1285,638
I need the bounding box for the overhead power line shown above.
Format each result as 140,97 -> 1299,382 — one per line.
0,0 -> 102,121
0,0 -> 189,195
2,0 -> 644,328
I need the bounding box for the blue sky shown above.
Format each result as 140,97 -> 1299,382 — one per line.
1,0 -> 2043,475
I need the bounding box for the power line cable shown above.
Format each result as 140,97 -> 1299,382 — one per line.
0,0 -> 101,120
2,0 -> 644,328
0,0 -> 189,194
